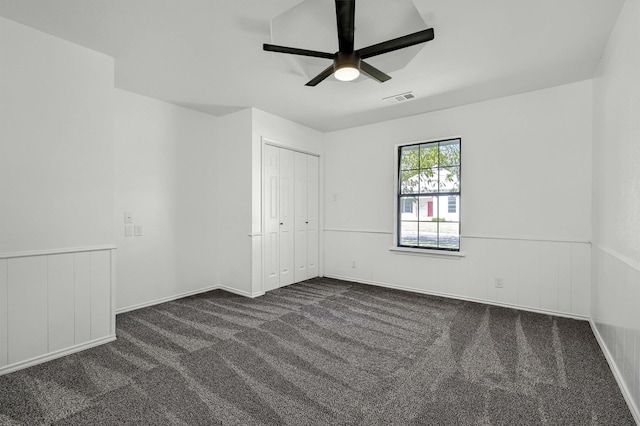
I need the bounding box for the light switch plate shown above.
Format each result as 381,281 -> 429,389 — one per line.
124,212 -> 133,224
124,225 -> 133,237
134,225 -> 143,236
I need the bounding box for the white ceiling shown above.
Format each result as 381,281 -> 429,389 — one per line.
0,0 -> 625,132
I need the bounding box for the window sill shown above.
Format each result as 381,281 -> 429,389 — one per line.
388,246 -> 465,259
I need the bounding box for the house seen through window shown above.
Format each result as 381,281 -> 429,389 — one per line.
397,138 -> 461,251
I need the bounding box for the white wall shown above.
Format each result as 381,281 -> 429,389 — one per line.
251,108 -> 325,295
205,107 -> 324,297
216,108 -> 254,295
323,81 -> 593,317
591,0 -> 640,420
0,16 -> 114,254
114,90 -> 219,311
0,17 -> 115,374
113,103 -> 324,304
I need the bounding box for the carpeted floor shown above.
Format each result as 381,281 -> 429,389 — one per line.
0,277 -> 635,425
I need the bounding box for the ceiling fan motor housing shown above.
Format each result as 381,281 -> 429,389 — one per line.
334,51 -> 361,72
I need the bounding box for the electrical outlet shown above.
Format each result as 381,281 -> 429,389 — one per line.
134,225 -> 143,236
351,260 -> 356,268
495,277 -> 504,288
124,225 -> 133,237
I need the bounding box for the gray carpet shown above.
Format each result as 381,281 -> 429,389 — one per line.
0,277 -> 634,425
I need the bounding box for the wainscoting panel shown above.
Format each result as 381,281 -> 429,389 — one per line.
7,256 -> 48,364
557,244 -> 572,314
324,230 -> 591,318
74,251 -> 92,344
90,250 -> 111,340
48,253 -> 76,352
0,247 -> 115,375
570,243 -> 591,317
591,244 -> 640,422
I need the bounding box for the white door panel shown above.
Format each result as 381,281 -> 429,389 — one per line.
307,155 -> 319,278
263,145 -> 280,291
294,152 -> 308,283
279,148 -> 295,286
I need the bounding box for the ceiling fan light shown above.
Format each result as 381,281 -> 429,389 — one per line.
335,66 -> 360,81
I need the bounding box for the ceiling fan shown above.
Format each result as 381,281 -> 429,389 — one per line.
263,0 -> 435,86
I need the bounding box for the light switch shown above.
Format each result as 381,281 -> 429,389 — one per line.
134,225 -> 143,236
124,212 -> 133,223
124,225 -> 133,237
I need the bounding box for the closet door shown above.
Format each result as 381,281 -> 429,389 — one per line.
307,155 -> 319,278
294,152 -> 308,282
278,148 -> 295,286
263,145 -> 319,291
263,145 -> 280,291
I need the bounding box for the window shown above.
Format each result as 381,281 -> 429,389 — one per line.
448,196 -> 457,213
401,198 -> 414,213
397,138 -> 461,251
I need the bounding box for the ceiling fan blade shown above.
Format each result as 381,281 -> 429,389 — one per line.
335,0 -> 355,53
360,61 -> 391,83
263,44 -> 334,59
305,65 -> 335,86
357,28 -> 434,59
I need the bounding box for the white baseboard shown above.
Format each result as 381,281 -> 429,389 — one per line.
0,335 -> 116,376
116,285 -> 221,314
324,274 -> 589,321
116,285 -> 265,314
218,285 -> 265,299
589,319 -> 640,425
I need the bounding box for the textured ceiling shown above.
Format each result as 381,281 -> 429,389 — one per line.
0,0 -> 625,132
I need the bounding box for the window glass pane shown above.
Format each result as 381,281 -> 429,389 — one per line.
419,169 -> 439,193
418,222 -> 438,247
440,167 -> 460,192
419,144 -> 439,169
400,170 -> 420,194
417,197 -> 434,220
399,221 -> 418,246
400,145 -> 419,170
430,197 -> 444,221
438,195 -> 459,222
439,140 -> 460,167
438,222 -> 460,250
400,198 -> 417,220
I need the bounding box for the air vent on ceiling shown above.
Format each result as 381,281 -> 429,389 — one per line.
383,92 -> 416,105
